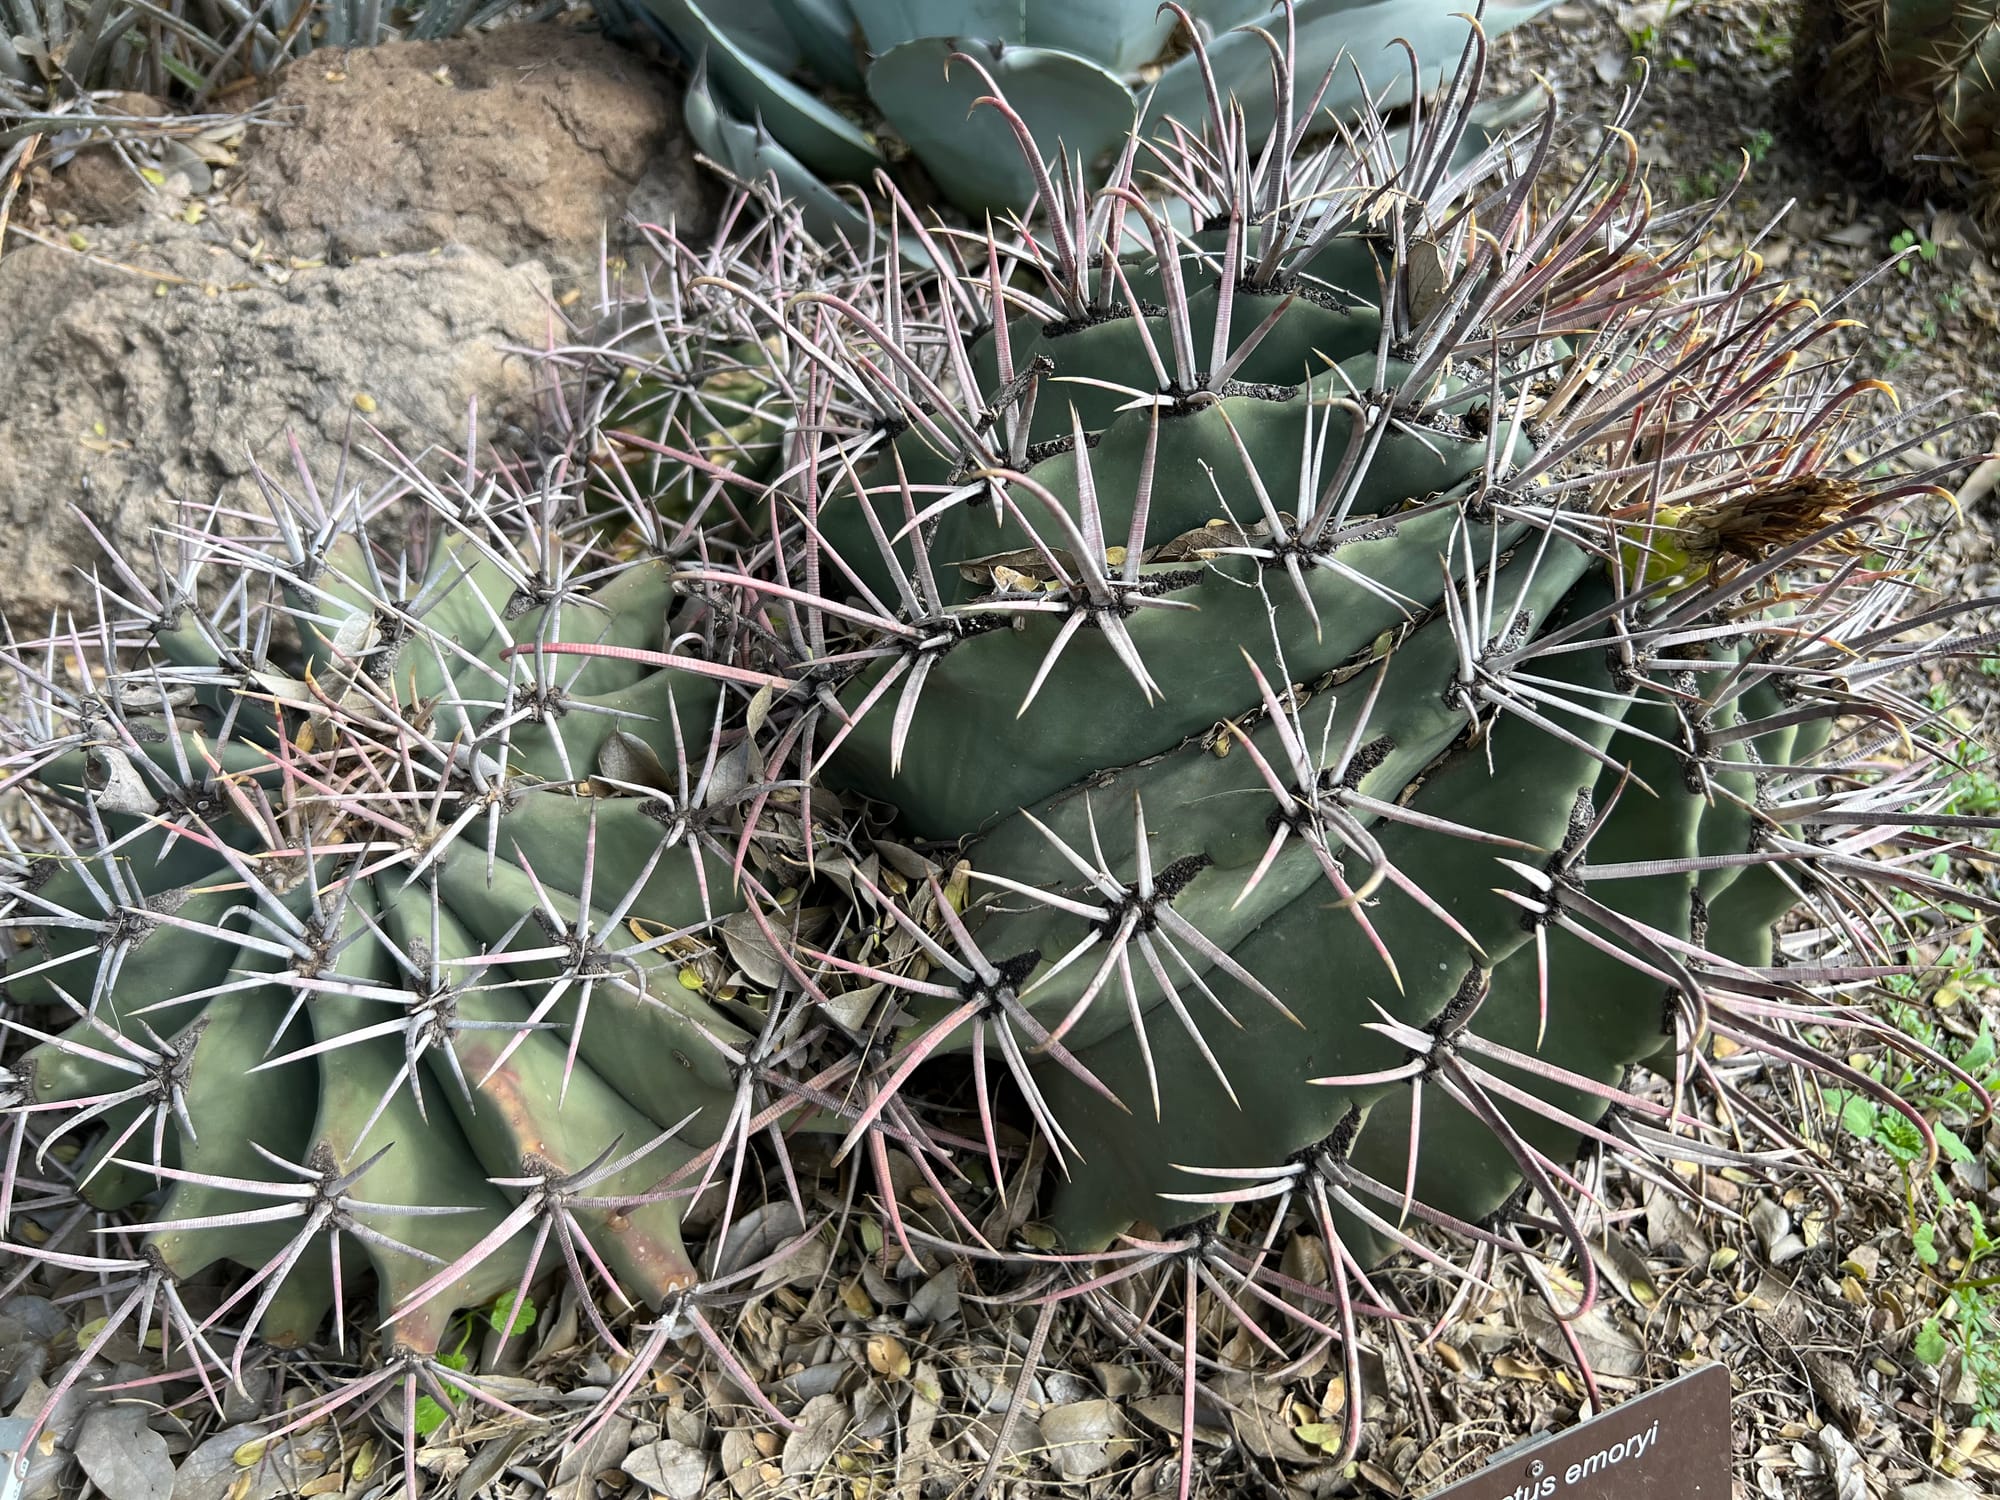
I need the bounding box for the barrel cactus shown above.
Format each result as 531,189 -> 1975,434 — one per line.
630,0 -> 1557,232
2,19 -> 1993,1494
1797,0 -> 2000,230
607,26 -> 1995,1457
0,465 -> 797,1416
702,54 -> 1998,1285
1,0 -> 521,123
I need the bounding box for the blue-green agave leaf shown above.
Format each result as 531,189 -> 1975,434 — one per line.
704,0 -> 811,72
1023,0 -> 1179,71
847,1 -> 1031,53
769,0 -> 867,90
1180,0 -> 1290,27
1142,0 -> 1558,145
851,0 -> 1276,73
683,60 -> 876,247
865,37 -> 1136,214
638,0 -> 885,181
1047,0 -> 1278,73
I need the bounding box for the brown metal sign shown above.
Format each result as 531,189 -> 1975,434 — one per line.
1428,1364 -> 1732,1499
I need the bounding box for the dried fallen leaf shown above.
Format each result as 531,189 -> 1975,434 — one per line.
1039,1401 -> 1129,1480
1587,1233 -> 1661,1310
905,1266 -> 960,1328
866,1335 -> 911,1381
1522,1300 -> 1647,1379
1356,1458 -> 1404,1495
782,1395 -> 848,1479
623,1438 -> 713,1500
1128,1394 -> 1231,1446
1816,1423 -> 1866,1500
1820,221 -> 1880,248
1749,1197 -> 1792,1256
75,1405 -> 173,1500
549,1417 -> 629,1500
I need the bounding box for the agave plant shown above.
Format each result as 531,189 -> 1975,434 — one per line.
2,14 -> 1996,1496
631,0 -> 1556,230
1796,0 -> 2000,231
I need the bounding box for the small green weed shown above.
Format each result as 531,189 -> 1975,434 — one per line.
1824,747 -> 2000,1422
1868,333 -> 1918,375
1892,228 -> 1941,275
1824,1026 -> 2000,1423
1627,0 -> 1693,66
411,1292 -> 540,1438
1675,130 -> 1778,202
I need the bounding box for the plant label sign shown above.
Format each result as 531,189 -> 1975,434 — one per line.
1430,1364 -> 1731,1499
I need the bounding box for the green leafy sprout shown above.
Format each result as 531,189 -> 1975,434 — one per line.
411,1292 -> 539,1439
1822,746 -> 2000,1423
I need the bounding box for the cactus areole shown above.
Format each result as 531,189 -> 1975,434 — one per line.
2,11 -> 1995,1480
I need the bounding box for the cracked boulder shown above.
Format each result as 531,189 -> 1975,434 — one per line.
238,23 -> 716,278
0,228 -> 553,626
1,22 -> 716,626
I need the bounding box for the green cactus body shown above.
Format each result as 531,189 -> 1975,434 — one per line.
1799,0 -> 2000,230
0,523 -> 766,1358
750,46 -> 1994,1287
591,333 -> 793,525
1028,589 -> 1635,1248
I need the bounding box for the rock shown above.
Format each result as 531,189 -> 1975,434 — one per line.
0,224 -> 551,625
239,25 -> 716,279
39,149 -> 149,225
3,24 -> 719,627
